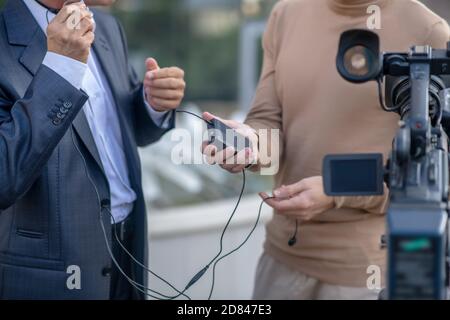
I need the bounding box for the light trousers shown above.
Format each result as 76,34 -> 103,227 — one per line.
253,253 -> 380,300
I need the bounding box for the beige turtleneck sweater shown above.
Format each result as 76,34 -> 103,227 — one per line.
245,0 -> 450,287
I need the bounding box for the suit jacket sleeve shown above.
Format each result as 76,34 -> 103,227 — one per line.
0,66 -> 88,209
116,19 -> 175,147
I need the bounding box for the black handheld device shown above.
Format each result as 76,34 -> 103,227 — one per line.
207,118 -> 252,153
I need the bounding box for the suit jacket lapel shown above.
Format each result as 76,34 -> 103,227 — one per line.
72,111 -> 105,173
19,31 -> 47,76
4,0 -> 46,76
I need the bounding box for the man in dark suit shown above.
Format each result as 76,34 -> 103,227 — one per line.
0,0 -> 186,299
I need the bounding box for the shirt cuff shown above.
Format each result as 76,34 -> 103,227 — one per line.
42,52 -> 87,90
143,87 -> 172,129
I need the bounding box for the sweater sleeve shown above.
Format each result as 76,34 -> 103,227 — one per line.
425,19 -> 450,48
244,2 -> 285,170
333,183 -> 390,215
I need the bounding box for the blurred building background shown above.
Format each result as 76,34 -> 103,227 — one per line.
0,0 -> 449,300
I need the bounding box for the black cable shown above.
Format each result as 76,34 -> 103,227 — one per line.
210,170 -> 246,263
176,110 -> 212,125
99,210 -> 177,300
168,169 -> 247,300
70,107 -> 249,300
377,77 -> 398,113
106,208 -> 191,300
207,196 -> 274,300
36,0 -> 60,15
288,219 -> 299,247
430,90 -> 442,126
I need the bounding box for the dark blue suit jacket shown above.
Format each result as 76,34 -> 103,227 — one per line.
0,0 -> 173,299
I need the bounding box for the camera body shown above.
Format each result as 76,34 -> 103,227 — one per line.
325,30 -> 450,299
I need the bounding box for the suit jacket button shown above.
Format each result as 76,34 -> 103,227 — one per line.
60,107 -> 69,114
52,118 -> 61,126
56,112 -> 65,119
102,267 -> 112,277
63,101 -> 73,109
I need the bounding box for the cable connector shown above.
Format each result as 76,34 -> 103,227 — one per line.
185,266 -> 210,290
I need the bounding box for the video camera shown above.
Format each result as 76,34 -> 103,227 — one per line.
323,29 -> 450,299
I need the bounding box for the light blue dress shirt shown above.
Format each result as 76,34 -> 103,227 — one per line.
23,0 -> 170,223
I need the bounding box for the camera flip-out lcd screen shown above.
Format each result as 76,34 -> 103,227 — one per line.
323,154 -> 384,196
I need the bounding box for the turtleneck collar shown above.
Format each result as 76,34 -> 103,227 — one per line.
327,0 -> 388,16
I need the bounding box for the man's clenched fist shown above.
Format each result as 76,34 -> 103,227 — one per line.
143,58 -> 185,112
47,2 -> 95,64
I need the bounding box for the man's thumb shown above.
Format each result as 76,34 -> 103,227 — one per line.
146,58 -> 160,71
202,112 -> 216,122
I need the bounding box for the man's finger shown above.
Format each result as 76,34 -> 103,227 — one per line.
146,78 -> 185,90
220,148 -> 245,171
149,97 -> 180,110
259,192 -> 275,208
262,193 -> 311,212
146,58 -> 160,72
83,31 -> 95,45
55,2 -> 86,24
149,67 -> 184,80
63,8 -> 92,33
230,165 -> 247,173
203,145 -> 218,165
260,192 -> 276,200
75,15 -> 95,36
273,180 -> 308,199
146,88 -> 183,101
215,147 -> 236,165
201,141 -> 212,153
234,148 -> 252,166
203,112 -> 217,123
263,198 -> 296,211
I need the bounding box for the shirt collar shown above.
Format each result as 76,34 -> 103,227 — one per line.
22,0 -> 56,34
